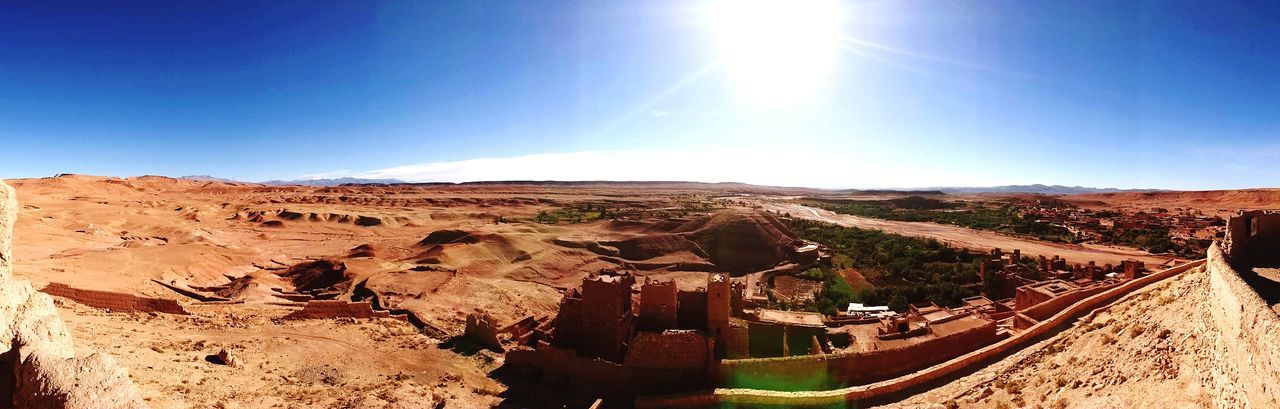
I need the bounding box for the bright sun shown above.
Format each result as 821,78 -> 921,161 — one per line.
708,0 -> 844,106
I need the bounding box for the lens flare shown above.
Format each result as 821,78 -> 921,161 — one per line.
708,0 -> 844,106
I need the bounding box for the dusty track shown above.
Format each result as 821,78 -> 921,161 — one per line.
760,201 -> 1168,266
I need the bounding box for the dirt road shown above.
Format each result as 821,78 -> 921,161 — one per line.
761,202 -> 1171,266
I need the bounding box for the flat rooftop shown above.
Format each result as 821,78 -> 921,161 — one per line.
833,314 -> 992,353
1025,279 -> 1080,298
961,296 -> 994,309
755,309 -> 825,327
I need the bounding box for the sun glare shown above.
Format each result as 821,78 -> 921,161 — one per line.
708,0 -> 844,106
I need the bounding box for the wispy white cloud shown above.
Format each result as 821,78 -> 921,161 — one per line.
306,149 -> 993,189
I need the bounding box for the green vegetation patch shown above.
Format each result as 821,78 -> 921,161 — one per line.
532,203 -> 614,224
802,196 -> 1073,242
778,217 -> 983,313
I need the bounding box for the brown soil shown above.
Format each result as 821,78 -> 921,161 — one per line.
1067,189 -> 1280,215
4,174 -> 806,407
11,175 -> 1270,408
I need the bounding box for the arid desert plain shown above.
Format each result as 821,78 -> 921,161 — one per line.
3,175 -> 1279,408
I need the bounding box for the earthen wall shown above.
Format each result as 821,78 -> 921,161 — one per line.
506,342 -> 709,396
638,281 -> 678,331
1205,243 -> 1280,408
677,290 -> 707,330
1225,210 -> 1280,266
624,331 -> 711,370
41,283 -> 189,315
551,296 -> 584,349
718,319 -> 1000,391
786,326 -> 827,357
639,259 -> 1206,407
1018,285 -> 1110,323
282,300 -> 407,321
581,276 -> 634,362
746,322 -> 786,358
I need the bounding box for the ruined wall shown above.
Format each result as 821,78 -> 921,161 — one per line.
1225,210 -> 1280,266
40,283 -> 189,315
282,300 -> 407,321
785,326 -> 826,357
506,341 -> 709,396
505,344 -> 634,394
0,180 -> 145,408
581,276 -> 633,362
1205,243 -> 1280,408
676,290 -> 707,330
744,322 -> 827,358
638,281 -> 677,331
550,296 -> 584,350
462,313 -> 503,351
746,322 -> 786,358
623,330 -> 710,370
723,324 -> 750,359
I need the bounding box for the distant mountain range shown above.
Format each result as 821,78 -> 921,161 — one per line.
180,175 -> 408,186
260,177 -> 407,186
176,176 -> 1159,195
934,184 -> 1166,195
178,175 -> 242,183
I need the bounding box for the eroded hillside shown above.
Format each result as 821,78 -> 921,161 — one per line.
3,175 -> 818,407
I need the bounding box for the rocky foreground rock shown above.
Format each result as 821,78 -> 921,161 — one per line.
0,179 -> 145,408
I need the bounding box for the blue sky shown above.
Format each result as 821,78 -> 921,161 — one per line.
1,1 -> 1278,189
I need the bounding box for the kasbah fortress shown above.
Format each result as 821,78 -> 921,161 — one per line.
0,176 -> 1279,408
491,206 -> 1280,407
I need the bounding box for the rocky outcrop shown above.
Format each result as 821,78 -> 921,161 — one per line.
214,348 -> 240,368
0,180 -> 145,408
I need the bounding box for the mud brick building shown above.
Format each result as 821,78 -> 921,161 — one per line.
637,279 -> 677,331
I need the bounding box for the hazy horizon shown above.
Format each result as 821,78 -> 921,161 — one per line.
16,170 -> 1274,193
3,1 -> 1279,190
